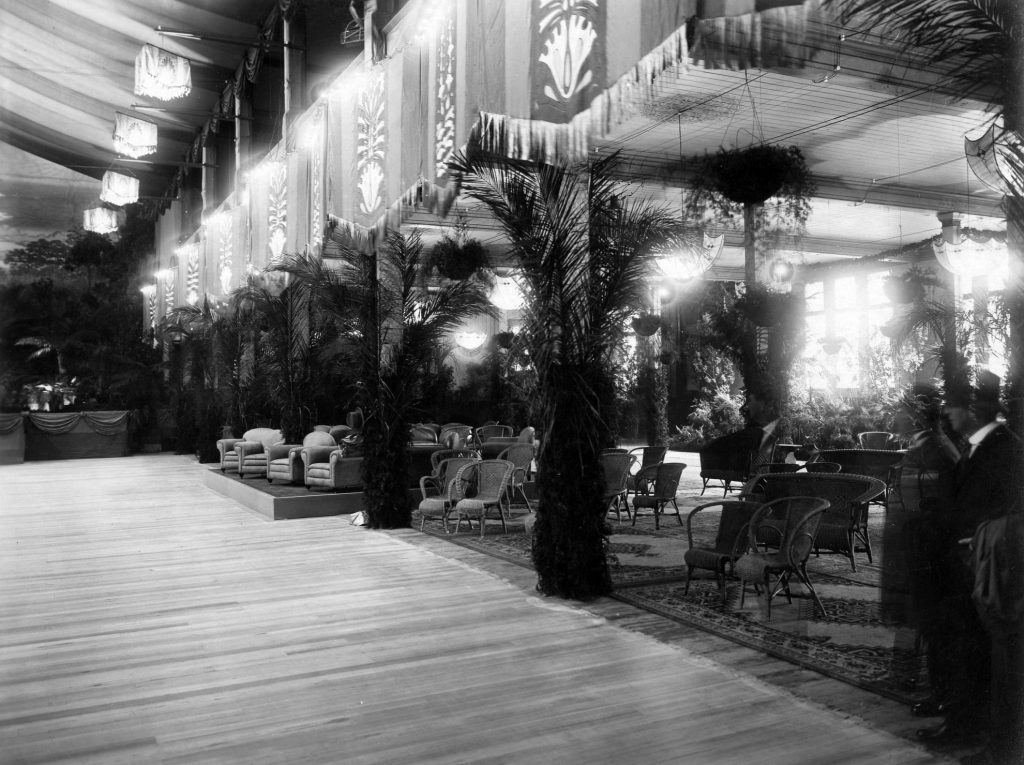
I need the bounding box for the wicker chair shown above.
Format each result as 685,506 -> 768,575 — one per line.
449,460 -> 516,537
739,472 -> 886,570
857,431 -> 898,450
804,461 -> 841,474
733,496 -> 831,618
430,448 -> 481,472
683,500 -> 761,603
497,443 -> 535,512
815,448 -> 904,508
631,462 -> 687,530
417,456 -> 479,532
600,450 -> 637,523
624,445 -> 668,502
439,424 -> 473,448
409,424 -> 439,444
475,424 -> 514,444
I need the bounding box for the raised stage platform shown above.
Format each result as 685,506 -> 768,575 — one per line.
202,467 -> 363,520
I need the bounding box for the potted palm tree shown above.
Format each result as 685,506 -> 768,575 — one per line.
452,149 -> 692,600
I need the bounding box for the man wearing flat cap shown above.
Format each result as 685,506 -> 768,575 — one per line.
917,371 -> 1020,752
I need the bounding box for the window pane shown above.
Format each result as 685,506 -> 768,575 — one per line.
866,271 -> 889,306
805,281 -> 824,313
834,276 -> 857,311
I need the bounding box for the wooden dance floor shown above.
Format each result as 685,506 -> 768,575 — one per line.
0,455 -> 951,764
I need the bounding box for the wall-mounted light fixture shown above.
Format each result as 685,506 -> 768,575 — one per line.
454,331 -> 488,351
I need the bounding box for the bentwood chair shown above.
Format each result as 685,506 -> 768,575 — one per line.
857,431 -> 898,450
450,459 -> 515,537
683,500 -> 762,603
631,462 -> 687,530
733,496 -> 831,618
600,450 -> 637,523
475,424 -> 514,444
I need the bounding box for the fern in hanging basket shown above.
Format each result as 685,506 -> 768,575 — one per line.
631,313 -> 662,337
684,145 -> 815,233
431,234 -> 489,280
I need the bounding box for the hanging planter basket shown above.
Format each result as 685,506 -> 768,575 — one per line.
883,274 -> 925,305
495,331 -> 515,349
631,313 -> 662,337
432,236 -> 489,280
707,145 -> 813,205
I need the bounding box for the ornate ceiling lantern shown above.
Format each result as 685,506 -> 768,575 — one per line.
658,233 -> 725,282
83,206 -> 119,234
134,45 -> 191,100
112,112 -> 158,158
965,117 -> 1024,196
100,171 -> 139,206
489,271 -> 525,310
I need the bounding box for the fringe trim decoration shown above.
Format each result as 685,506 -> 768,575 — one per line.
475,25 -> 691,164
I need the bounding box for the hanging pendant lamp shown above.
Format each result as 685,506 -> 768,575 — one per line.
83,206 -> 120,234
113,113 -> 158,158
100,171 -> 140,206
134,44 -> 192,100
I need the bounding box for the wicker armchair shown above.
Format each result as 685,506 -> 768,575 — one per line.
418,456 -> 480,531
739,472 -> 886,570
449,460 -> 516,537
733,496 -> 831,618
624,445 -> 668,502
815,448 -> 904,508
857,431 -> 898,450
631,462 -> 687,530
600,450 -> 637,523
683,500 -> 761,603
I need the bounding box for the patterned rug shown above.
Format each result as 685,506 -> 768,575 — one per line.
416,496 -> 925,704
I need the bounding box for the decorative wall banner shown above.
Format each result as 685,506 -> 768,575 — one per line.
134,44 -> 192,100
113,113 -> 158,158
530,0 -> 606,124
268,161 -> 287,260
216,212 -> 234,295
309,104 -> 326,253
356,71 -> 388,225
434,7 -> 457,180
183,243 -> 201,305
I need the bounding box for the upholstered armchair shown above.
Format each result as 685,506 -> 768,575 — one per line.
216,428 -> 283,473
302,445 -> 363,491
267,431 -> 336,484
233,428 -> 286,479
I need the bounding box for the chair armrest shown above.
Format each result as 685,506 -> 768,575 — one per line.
217,438 -> 243,456
267,443 -> 299,461
420,475 -> 441,500
235,441 -> 266,458
301,445 -> 339,466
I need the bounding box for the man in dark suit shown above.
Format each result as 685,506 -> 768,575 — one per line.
917,372 -> 1019,747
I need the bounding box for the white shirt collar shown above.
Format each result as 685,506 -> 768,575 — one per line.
968,421 -> 1000,450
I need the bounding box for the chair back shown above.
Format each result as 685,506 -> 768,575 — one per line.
303,431 -> 336,448
628,445 -> 668,473
430,448 -> 480,472
435,457 -> 478,497
857,431 -> 897,450
440,425 -> 473,448
457,459 -> 514,502
601,451 -> 636,497
648,462 -> 686,500
740,472 -> 885,528
686,500 -> 759,554
804,461 -> 841,474
475,424 -> 514,443
498,443 -> 535,477
815,449 -> 903,484
410,424 -> 439,444
747,496 -> 830,567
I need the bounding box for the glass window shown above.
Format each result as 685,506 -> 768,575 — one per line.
805,281 -> 824,313
834,276 -> 857,311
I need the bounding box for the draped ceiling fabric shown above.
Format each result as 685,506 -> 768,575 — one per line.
141,0 -> 818,302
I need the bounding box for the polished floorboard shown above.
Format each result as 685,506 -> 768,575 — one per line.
0,455 -> 952,764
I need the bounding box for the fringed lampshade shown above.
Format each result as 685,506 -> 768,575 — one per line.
100,171 -> 139,206
659,233 -> 725,282
489,272 -> 525,310
134,44 -> 191,100
83,206 -> 119,234
113,113 -> 158,158
965,118 -> 1024,196
933,237 -> 1007,279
